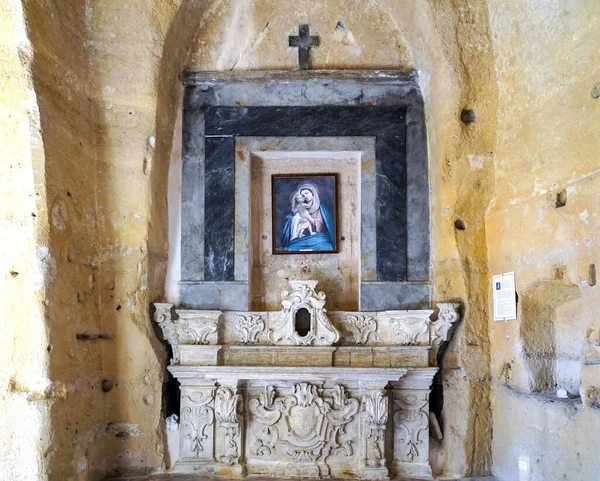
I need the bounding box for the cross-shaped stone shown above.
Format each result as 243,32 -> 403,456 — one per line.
289,24 -> 319,70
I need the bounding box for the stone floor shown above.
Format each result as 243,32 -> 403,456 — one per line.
109,475 -> 498,481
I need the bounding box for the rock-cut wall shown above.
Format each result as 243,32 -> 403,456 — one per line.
2,1 -> 598,480
486,1 -> 600,480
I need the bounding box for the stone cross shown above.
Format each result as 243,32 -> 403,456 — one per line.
289,24 -> 319,70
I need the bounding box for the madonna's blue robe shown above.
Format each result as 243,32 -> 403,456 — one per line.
280,204 -> 336,252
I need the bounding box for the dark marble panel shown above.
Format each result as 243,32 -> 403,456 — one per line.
183,84 -> 217,108
205,107 -> 405,137
405,99 -> 430,282
204,136 -> 235,281
376,133 -> 407,281
181,108 -> 205,280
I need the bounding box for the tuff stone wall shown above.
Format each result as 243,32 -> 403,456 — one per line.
486,1 -> 600,480
1,1 -> 51,479
1,1 -> 598,480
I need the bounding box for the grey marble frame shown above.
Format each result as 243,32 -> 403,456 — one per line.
180,70 -> 430,310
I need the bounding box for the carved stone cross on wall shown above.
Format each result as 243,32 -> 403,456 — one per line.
289,24 -> 319,70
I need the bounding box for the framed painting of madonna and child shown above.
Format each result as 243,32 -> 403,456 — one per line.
271,173 -> 339,255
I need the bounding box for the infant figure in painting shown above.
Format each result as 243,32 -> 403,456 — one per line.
290,193 -> 316,240
280,181 -> 335,252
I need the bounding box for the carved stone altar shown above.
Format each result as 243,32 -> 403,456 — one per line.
154,280 -> 459,479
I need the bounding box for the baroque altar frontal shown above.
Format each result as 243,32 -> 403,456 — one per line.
154,280 -> 460,479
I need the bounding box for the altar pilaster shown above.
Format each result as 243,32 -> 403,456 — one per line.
359,383 -> 389,480
214,381 -> 244,477
390,368 -> 438,479
176,381 -> 218,472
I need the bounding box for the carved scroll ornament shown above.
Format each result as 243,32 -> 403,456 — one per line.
249,383 -> 359,463
268,280 -> 340,346
346,315 -> 379,345
393,391 -> 429,462
180,390 -> 215,459
430,302 -> 461,361
152,304 -> 220,346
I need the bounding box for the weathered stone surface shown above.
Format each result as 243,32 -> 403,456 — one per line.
155,280 -> 452,478
111,476 -> 498,481
3,1 -> 599,480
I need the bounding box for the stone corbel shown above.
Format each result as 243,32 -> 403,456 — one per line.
430,302 -> 461,364
152,303 -> 221,346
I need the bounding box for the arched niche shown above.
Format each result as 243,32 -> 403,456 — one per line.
520,280 -> 582,393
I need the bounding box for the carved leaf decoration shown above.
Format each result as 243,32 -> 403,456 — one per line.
259,385 -> 276,408
249,387 -> 282,426
362,391 -> 388,427
234,315 -> 265,344
215,387 -> 239,425
345,315 -> 378,344
326,385 -> 359,426
191,435 -> 204,456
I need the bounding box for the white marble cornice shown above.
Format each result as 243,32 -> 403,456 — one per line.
169,365 -> 408,384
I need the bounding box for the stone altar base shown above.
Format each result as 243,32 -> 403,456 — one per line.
153,280 -> 460,480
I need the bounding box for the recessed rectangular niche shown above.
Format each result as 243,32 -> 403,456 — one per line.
247,151 -> 360,311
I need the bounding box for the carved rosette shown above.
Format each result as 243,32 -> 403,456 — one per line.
234,315 -> 265,344
248,383 -> 359,475
268,280 -> 340,346
214,386 -> 242,466
392,390 -> 429,463
361,391 -> 388,471
179,387 -> 216,461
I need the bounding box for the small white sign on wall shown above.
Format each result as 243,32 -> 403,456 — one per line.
492,271 -> 517,321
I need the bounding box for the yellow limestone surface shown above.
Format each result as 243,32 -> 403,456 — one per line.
1,1 -> 598,480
